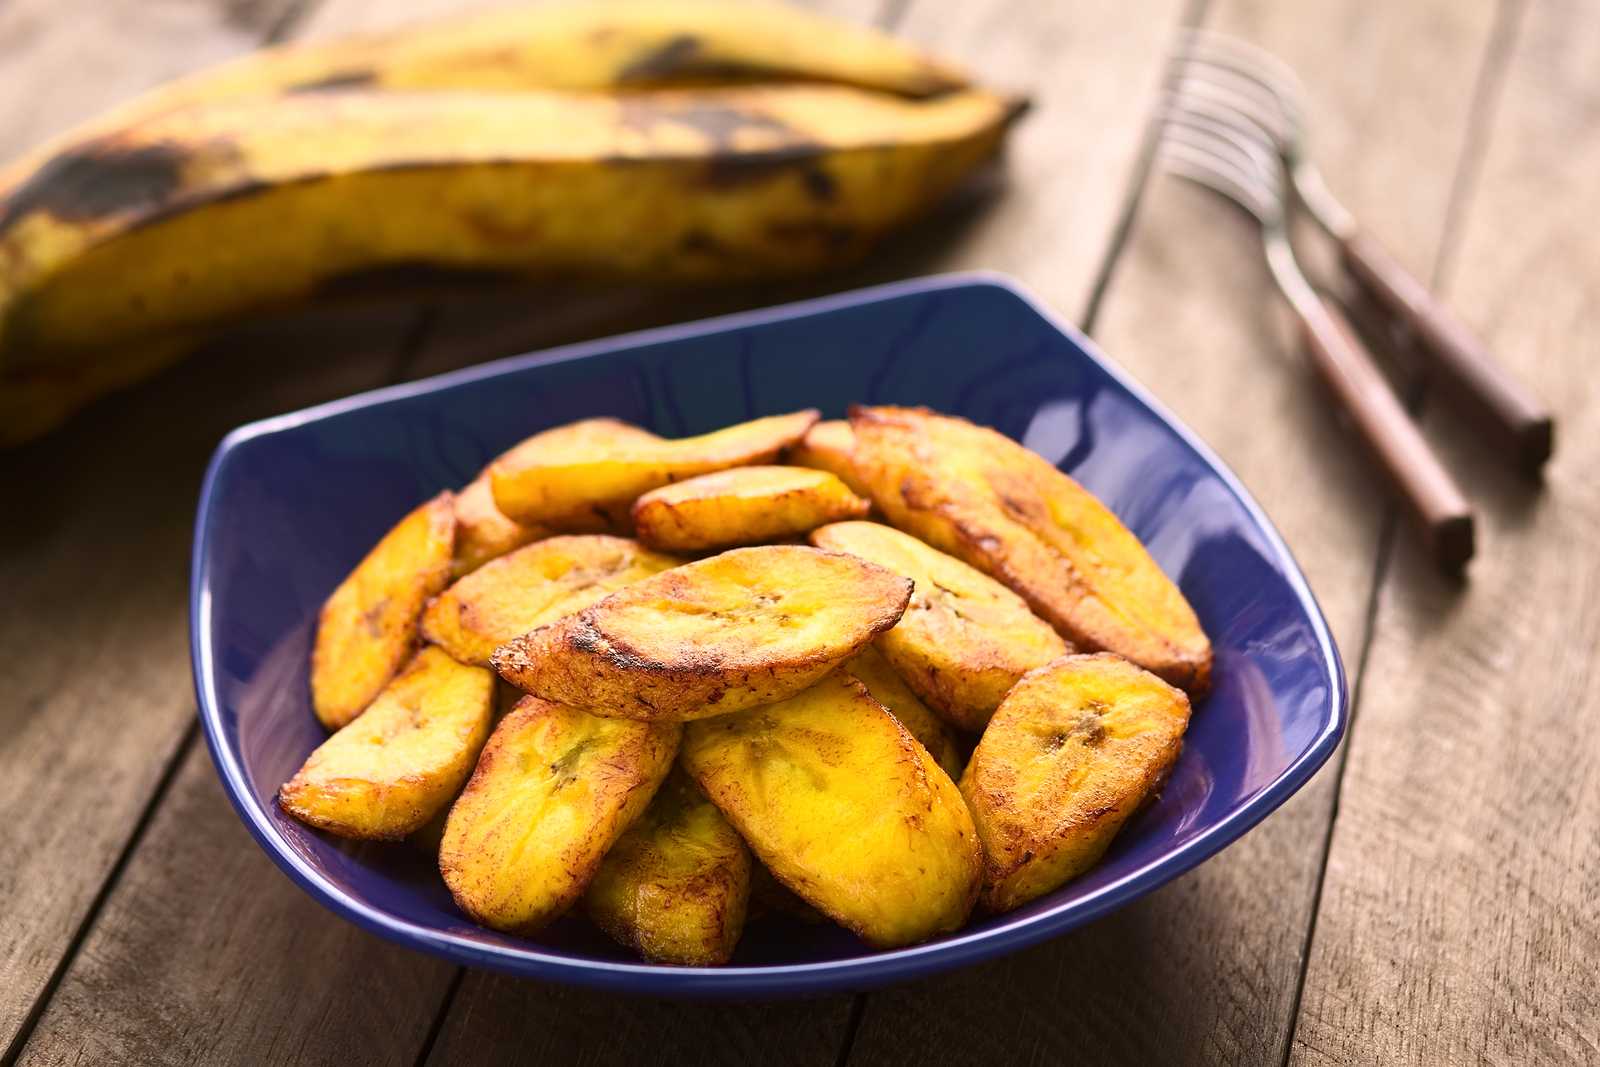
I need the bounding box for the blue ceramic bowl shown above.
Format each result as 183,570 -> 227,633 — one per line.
192,273 -> 1344,997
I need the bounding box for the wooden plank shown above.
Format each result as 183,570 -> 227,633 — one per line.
8,3 -> 867,1066
886,0 -> 1188,325
15,745 -> 457,1067
427,978 -> 853,1067
844,0 -> 1498,1063
0,0 -> 466,1061
415,2 -> 878,1063
0,306 -> 422,1061
0,0 -> 302,162
0,0 -> 403,1053
1289,3 -> 1600,1063
398,0 -> 1175,381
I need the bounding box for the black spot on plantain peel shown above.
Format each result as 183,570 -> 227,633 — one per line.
617,33 -> 703,83
286,69 -> 378,93
0,141 -> 189,232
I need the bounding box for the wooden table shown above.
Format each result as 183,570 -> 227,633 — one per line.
2,1 -> 1595,1063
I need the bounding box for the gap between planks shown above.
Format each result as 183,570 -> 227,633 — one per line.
1275,3 -> 1527,1061
0,300 -> 438,1067
829,0 -> 1208,1064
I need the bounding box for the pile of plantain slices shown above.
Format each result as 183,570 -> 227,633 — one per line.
281,405 -> 1212,965
0,2 -> 1028,445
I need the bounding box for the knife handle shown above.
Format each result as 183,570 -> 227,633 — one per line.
1340,229 -> 1553,473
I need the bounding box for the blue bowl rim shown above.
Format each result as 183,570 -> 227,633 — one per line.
190,270 -> 1347,997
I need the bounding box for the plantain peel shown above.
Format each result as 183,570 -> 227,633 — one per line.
281,647 -> 493,840
0,0 -> 971,189
584,768 -> 752,966
848,406 -> 1213,692
813,520 -> 1068,730
0,84 -> 1021,433
422,534 -> 683,667
490,411 -> 818,529
440,695 -> 680,935
961,653 -> 1191,913
492,545 -> 911,721
311,491 -> 455,730
682,671 -> 981,948
632,465 -> 869,552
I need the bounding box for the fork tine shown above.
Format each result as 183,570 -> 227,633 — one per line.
1173,28 -> 1306,124
1167,66 -> 1294,144
1155,125 -> 1282,224
1158,145 -> 1275,224
1159,108 -> 1283,189
1160,91 -> 1283,158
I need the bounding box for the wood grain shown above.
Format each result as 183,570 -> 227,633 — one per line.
0,0 -> 463,1060
0,308 -> 420,1060
426,977 -> 853,1067
8,2 -> 871,1066
1290,2 -> 1600,1062
0,1 -> 418,1052
844,0 -> 1498,1063
3,2 -> 1587,1065
15,746 -> 458,1067
0,0 -> 303,162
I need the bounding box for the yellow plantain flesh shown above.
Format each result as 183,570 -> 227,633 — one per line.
681,671 -> 981,948
961,653 -> 1191,912
489,411 -> 818,529
631,465 -> 869,552
842,645 -> 964,780
439,695 -> 680,934
584,768 -> 752,966
311,491 -> 455,730
280,647 -> 493,840
812,519 -> 1068,730
849,406 -> 1213,692
492,544 -> 911,721
422,534 -> 683,667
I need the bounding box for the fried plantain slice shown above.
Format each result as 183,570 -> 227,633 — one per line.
584,767 -> 752,965
631,465 -> 869,551
843,644 -> 963,780
813,520 -> 1069,730
311,490 -> 456,729
849,406 -> 1212,692
451,473 -> 548,579
681,671 -> 981,948
422,535 -> 683,666
280,647 -> 494,840
439,695 -> 680,934
747,861 -> 829,924
784,419 -> 869,496
961,653 -> 1190,912
493,545 -> 911,721
490,410 -> 819,529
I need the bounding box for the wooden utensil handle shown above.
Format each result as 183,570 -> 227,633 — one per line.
1340,229 -> 1553,472
1297,298 -> 1476,569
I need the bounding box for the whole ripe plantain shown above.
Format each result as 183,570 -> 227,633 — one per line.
0,0 -> 972,190
0,0 -> 1026,445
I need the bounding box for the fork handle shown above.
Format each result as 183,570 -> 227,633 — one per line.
1296,297 -> 1475,569
1340,229 -> 1553,472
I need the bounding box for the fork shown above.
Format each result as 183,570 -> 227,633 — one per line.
1171,30 -> 1554,472
1156,103 -> 1476,568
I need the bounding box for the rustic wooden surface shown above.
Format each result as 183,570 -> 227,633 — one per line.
1,0 -> 1595,1064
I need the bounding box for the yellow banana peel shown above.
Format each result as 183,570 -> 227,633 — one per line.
0,3 -> 1024,445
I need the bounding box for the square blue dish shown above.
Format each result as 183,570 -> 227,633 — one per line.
191,272 -> 1345,997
